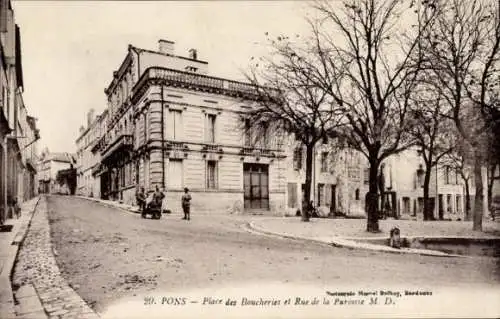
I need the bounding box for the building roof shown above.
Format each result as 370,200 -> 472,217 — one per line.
105,43 -> 209,94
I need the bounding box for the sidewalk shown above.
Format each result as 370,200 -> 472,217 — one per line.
0,196 -> 40,319
11,196 -> 99,319
248,217 -> 500,257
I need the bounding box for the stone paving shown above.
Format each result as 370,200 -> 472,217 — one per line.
12,196 -> 100,319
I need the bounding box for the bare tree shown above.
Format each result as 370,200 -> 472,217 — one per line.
485,112 -> 500,212
409,85 -> 455,220
243,35 -> 345,222
420,0 -> 500,230
295,0 -> 437,232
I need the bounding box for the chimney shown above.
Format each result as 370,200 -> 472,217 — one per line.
158,39 -> 175,55
188,48 -> 198,60
87,108 -> 95,126
79,125 -> 85,134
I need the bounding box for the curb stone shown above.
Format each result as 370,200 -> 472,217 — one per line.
247,221 -> 464,258
0,196 -> 40,319
12,196 -> 101,319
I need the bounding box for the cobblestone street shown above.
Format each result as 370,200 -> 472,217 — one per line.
12,197 -> 99,319
16,195 -> 495,316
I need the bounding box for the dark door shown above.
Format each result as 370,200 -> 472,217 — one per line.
243,163 -> 269,209
331,184 -> 337,214
101,171 -> 110,200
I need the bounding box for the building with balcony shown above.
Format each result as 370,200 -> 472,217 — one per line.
76,108 -> 106,197
89,109 -> 108,198
91,39 -> 287,213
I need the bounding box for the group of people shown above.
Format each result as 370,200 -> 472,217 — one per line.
135,185 -> 192,220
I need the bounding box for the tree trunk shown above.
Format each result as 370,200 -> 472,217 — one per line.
464,179 -> 471,221
487,163 -> 497,213
473,153 -> 484,231
422,165 -> 433,221
302,144 -> 314,222
367,159 -> 380,232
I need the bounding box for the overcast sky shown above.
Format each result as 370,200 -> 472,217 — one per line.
12,1 -> 309,153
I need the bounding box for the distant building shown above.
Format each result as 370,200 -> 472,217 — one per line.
56,166 -> 77,196
75,108 -> 106,197
37,151 -> 75,194
284,141 -> 365,217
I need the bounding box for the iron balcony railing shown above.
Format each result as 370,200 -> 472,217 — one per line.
133,67 -> 258,99
165,141 -> 187,151
100,134 -> 134,160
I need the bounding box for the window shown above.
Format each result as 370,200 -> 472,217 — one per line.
321,152 -> 329,172
348,167 -> 361,181
444,166 -> 451,184
244,119 -> 252,146
355,188 -> 360,200
206,160 -> 218,189
144,158 -> 150,190
363,168 -> 369,185
166,109 -> 183,140
287,183 -> 297,208
293,147 -> 302,170
145,112 -> 150,141
417,166 -> 424,187
205,114 -> 216,143
168,159 -> 183,189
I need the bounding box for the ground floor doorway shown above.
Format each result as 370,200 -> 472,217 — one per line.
243,163 -> 269,210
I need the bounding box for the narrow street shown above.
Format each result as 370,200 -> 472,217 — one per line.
46,196 -> 500,314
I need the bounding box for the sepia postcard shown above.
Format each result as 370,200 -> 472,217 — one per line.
0,0 -> 499,318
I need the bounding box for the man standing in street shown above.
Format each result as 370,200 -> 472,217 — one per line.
153,185 -> 165,210
181,187 -> 192,221
135,186 -> 146,213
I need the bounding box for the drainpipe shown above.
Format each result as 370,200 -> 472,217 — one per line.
161,85 -> 165,189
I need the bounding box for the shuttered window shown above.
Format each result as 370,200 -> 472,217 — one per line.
166,109 -> 183,140
205,114 -> 216,143
293,147 -> 302,170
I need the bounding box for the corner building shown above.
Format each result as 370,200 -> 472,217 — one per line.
96,40 -> 286,214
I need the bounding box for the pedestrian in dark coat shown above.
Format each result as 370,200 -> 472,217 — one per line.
181,187 -> 192,220
136,186 -> 146,213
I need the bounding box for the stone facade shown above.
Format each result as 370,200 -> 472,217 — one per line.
89,40 -> 286,214
37,152 -> 75,194
284,143 -> 368,217
75,109 -> 106,197
0,0 -> 39,225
